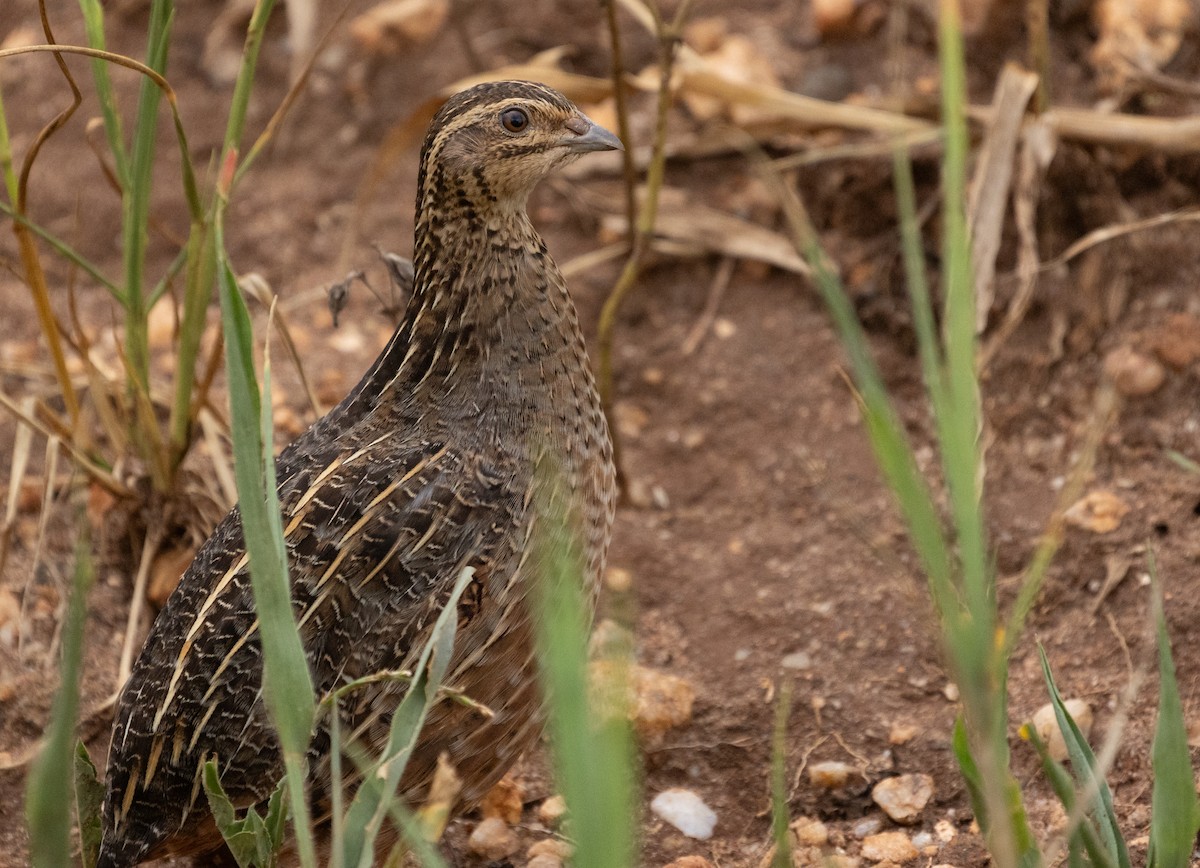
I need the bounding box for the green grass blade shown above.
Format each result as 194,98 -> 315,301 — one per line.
951,716 -> 987,830
339,565 -> 474,868
1147,553 -> 1200,868
73,740 -> 105,868
1039,646 -> 1130,868
122,0 -> 174,390
533,501 -> 638,868
770,682 -> 793,868
935,0 -> 988,628
1023,724 -> 1116,868
0,82 -> 19,204
216,215 -> 316,867
26,521 -> 94,868
77,0 -> 130,187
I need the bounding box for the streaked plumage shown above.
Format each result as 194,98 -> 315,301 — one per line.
98,80 -> 619,867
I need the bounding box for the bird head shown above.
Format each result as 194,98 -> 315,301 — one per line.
418,80 -> 623,215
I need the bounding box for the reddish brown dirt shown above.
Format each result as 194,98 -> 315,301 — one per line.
2,1 -> 1200,866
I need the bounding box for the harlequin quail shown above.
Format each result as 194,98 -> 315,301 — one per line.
98,80 -> 619,867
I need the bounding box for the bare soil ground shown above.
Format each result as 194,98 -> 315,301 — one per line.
2,0 -> 1200,865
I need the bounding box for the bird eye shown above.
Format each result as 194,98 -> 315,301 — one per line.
500,108 -> 529,134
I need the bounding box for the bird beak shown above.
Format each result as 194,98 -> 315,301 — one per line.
563,115 -> 624,153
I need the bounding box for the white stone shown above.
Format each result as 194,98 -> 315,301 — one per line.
871,773 -> 934,824
650,788 -> 717,840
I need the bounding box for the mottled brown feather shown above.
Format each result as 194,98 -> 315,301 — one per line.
97,80 -> 617,868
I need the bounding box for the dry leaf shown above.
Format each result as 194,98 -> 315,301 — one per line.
349,0 -> 449,54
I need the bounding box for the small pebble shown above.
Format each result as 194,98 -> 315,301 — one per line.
871,774 -> 934,824
1103,345 -> 1165,397
943,682 -> 960,702
809,760 -> 855,789
605,567 -> 633,593
1151,312 -> 1200,369
528,839 -> 572,860
888,722 -> 919,745
713,318 -> 737,339
1064,491 -> 1130,534
537,794 -> 567,826
911,830 -> 934,849
791,816 -> 829,846
480,775 -> 524,824
467,817 -> 518,860
632,664 -> 696,745
781,651 -> 812,670
1032,699 -> 1094,761
935,819 -> 956,842
662,857 -> 715,868
650,788 -> 717,840
527,856 -> 563,868
852,816 -> 883,838
861,830 -> 919,863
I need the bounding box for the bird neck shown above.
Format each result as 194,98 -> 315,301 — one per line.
361,202 -> 589,421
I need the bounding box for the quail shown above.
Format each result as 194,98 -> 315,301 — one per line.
98,80 -> 620,867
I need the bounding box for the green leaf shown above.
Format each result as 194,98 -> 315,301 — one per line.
1024,723 -> 1115,868
339,565 -> 474,868
1039,647 -> 1131,868
203,760 -> 282,868
1147,555 -> 1200,868
216,215 -> 316,867
770,683 -> 793,868
532,496 -> 638,868
73,741 -> 105,868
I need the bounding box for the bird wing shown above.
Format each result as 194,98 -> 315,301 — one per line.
101,432 -> 524,861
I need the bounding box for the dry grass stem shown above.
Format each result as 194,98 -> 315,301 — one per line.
597,0 -> 694,485
967,64 -> 1038,333
117,526 -> 164,688
0,389 -> 131,497
680,255 -> 736,356
199,408 -> 239,508
0,396 -> 36,580
27,438 -> 59,660
1040,106 -> 1200,153
560,241 -> 630,280
981,118 -> 1056,369
240,273 -> 323,417
1039,208 -> 1200,273
604,0 -> 638,233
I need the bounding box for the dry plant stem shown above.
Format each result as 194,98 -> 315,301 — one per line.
681,255 -> 735,356
1026,0 -> 1050,111
603,0 -> 638,233
8,9 -> 83,427
967,65 -> 1038,333
118,525 -> 164,688
0,397 -> 36,582
0,389 -> 131,497
30,442 -> 61,662
597,0 -> 692,481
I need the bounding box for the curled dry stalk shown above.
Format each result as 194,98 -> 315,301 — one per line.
596,0 -> 693,485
